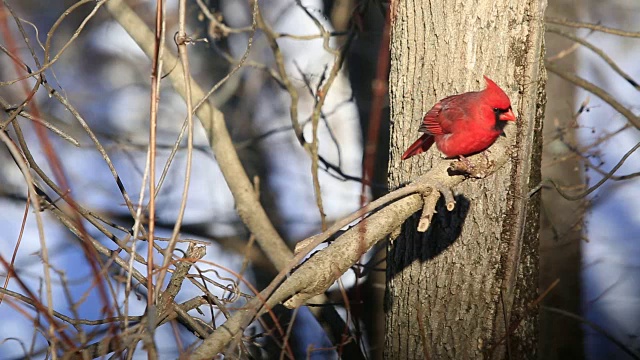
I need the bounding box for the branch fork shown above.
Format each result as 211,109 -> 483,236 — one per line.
280,148 -> 510,309
417,182 -> 456,232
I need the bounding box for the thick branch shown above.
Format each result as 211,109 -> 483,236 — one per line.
190,142 -> 511,358
280,143 -> 510,307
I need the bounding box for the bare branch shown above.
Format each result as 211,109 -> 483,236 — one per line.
546,17 -> 640,38
529,141 -> 640,200
546,61 -> 640,130
104,0 -> 293,271
547,26 -> 639,90
191,142 -> 511,358
543,307 -> 640,360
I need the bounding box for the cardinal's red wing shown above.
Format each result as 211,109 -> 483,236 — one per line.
418,102 -> 444,135
418,95 -> 466,136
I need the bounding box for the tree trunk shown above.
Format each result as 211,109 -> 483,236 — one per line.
384,1 -> 546,359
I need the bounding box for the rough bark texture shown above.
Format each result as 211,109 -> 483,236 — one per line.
539,0 -> 585,358
384,1 -> 546,359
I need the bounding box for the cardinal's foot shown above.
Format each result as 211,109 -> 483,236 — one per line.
459,155 -> 474,169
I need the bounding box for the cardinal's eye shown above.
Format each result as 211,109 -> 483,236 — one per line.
493,107 -> 500,113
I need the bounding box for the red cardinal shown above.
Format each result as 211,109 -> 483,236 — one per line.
401,76 -> 516,160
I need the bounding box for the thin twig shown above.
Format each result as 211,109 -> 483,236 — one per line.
529,141 -> 640,200
547,26 -> 639,90
154,0 -> 195,304
543,306 -> 640,360
546,17 -> 640,38
546,61 -> 640,130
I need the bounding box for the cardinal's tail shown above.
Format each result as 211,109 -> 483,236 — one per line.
401,134 -> 435,160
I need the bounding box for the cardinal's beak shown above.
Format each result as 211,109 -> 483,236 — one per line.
500,108 -> 517,122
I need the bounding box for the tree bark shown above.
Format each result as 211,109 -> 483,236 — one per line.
385,0 -> 546,359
